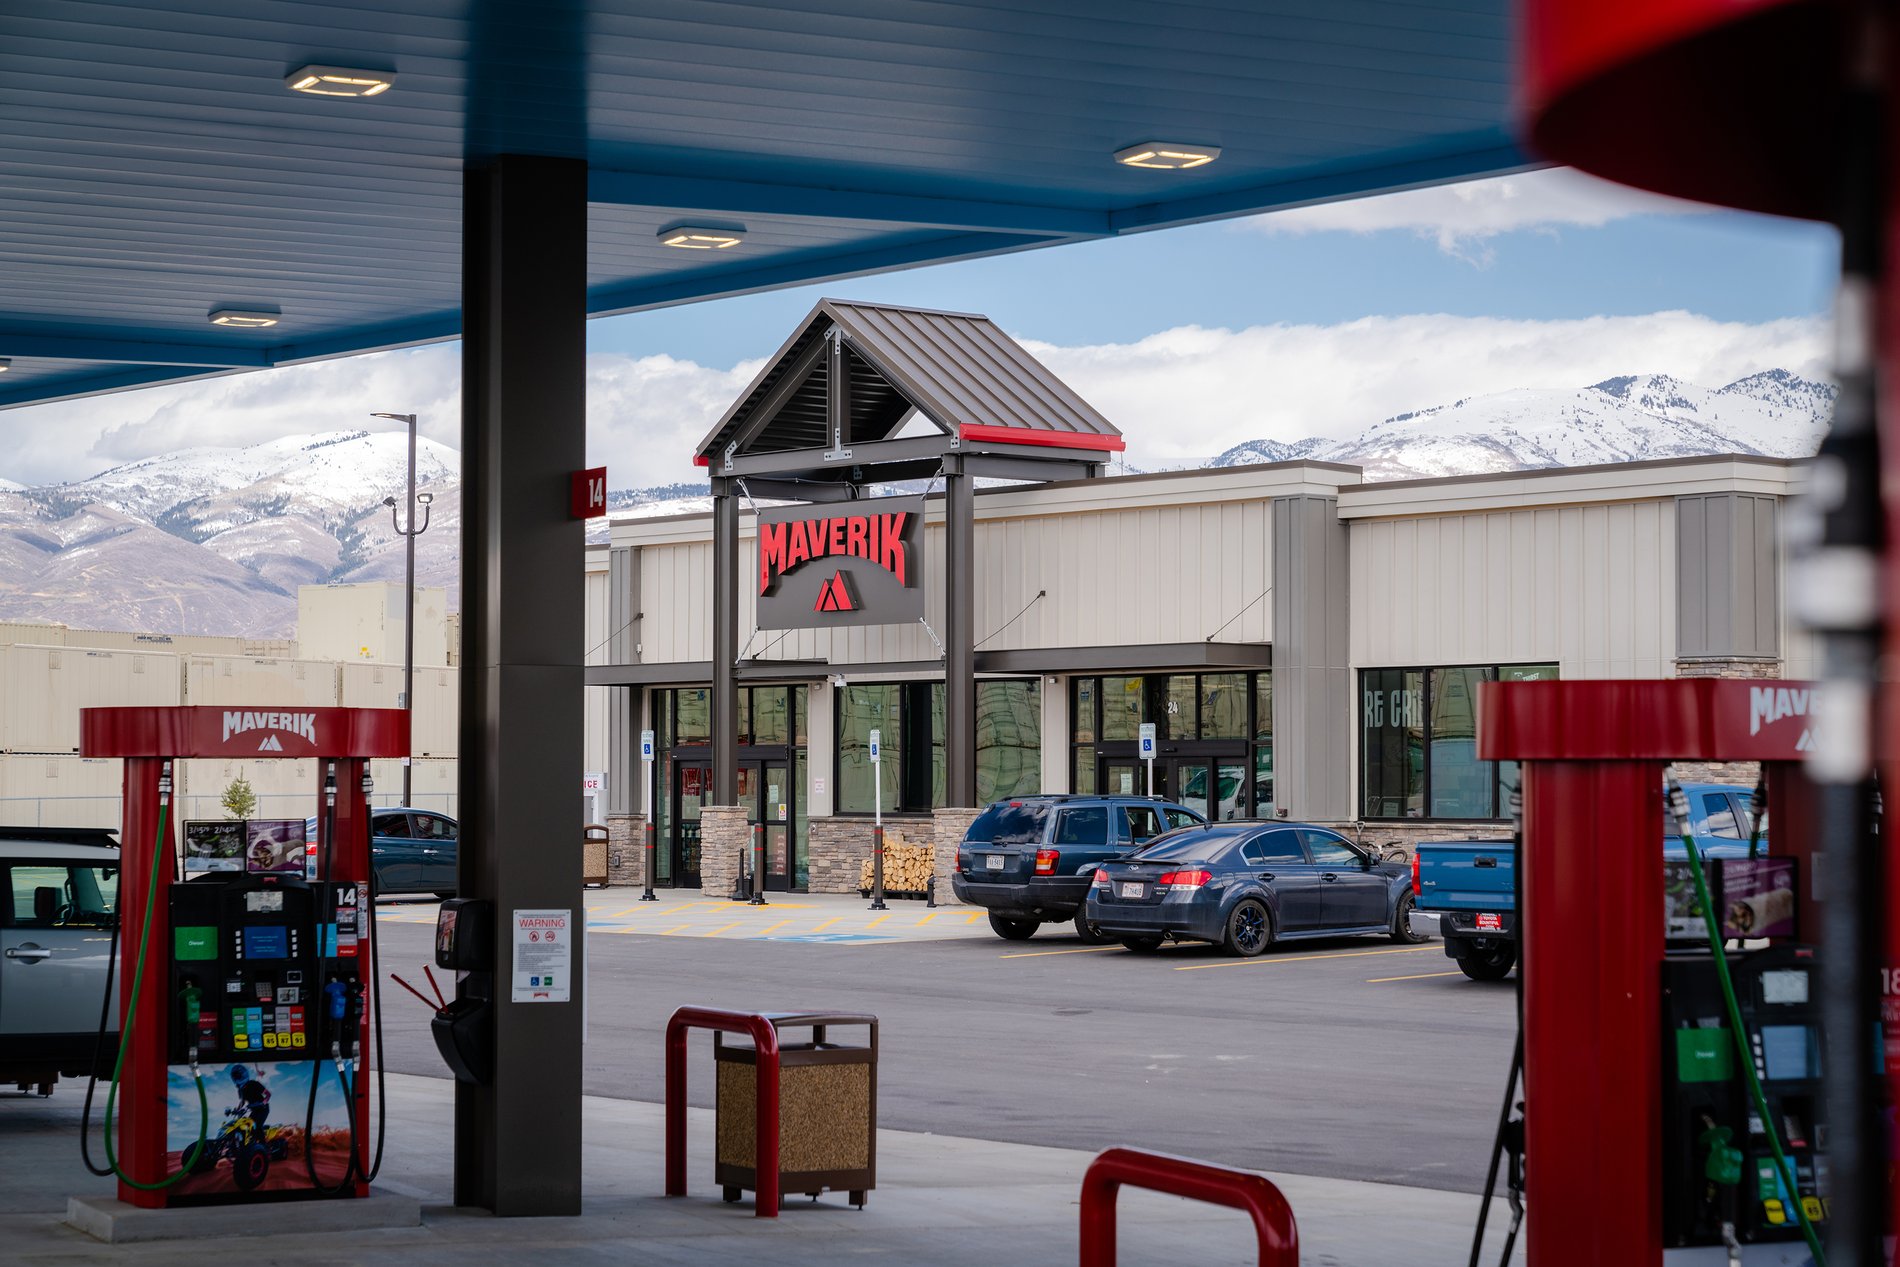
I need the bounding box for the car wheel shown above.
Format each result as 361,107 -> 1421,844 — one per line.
1390,891 -> 1429,944
1222,899 -> 1272,957
1457,944 -> 1517,981
1119,935 -> 1163,953
1073,909 -> 1113,944
987,913 -> 1039,941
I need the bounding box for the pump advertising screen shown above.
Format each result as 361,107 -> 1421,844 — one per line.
165,1059 -> 354,1197
245,819 -> 307,875
183,822 -> 245,873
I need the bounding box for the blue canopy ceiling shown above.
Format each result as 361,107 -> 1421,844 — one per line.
0,0 -> 1526,409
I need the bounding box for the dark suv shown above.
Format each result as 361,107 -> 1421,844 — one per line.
952,795 -> 1206,942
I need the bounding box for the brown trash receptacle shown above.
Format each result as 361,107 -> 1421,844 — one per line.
714,1012 -> 877,1209
583,824 -> 609,886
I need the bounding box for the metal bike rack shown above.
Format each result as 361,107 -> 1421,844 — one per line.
1078,1147 -> 1299,1266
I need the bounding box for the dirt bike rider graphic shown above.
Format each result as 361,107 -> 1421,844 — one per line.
228,1064 -> 271,1128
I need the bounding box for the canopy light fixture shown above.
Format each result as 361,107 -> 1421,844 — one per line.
0,358 -> 11,373
1114,142 -> 1221,170
658,226 -> 746,250
286,65 -> 395,98
208,308 -> 280,328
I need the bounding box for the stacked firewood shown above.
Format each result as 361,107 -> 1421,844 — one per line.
859,835 -> 932,894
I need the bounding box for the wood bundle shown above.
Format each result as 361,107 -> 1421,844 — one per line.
859,835 -> 933,894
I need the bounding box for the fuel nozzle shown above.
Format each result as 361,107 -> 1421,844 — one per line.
1698,1122 -> 1743,1187
181,980 -> 203,1026
158,760 -> 174,807
324,760 -> 338,811
1664,774 -> 1691,836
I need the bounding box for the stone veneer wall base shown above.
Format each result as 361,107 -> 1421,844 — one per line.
605,813 -> 646,887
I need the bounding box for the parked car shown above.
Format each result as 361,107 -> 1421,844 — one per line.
0,827 -> 120,1092
1410,781 -> 1764,981
305,808 -> 459,898
1086,821 -> 1420,955
953,795 -> 1206,941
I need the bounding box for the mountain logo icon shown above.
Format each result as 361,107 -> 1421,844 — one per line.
257,734 -> 284,752
814,570 -> 858,614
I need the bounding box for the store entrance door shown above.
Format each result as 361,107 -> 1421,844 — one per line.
673,762 -> 709,888
1096,755 -> 1250,821
739,759 -> 795,891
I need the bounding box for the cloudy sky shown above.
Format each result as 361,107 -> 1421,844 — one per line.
0,169 -> 1838,489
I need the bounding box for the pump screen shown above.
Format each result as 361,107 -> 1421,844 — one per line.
244,891 -> 284,914
1761,968 -> 1809,1005
245,925 -> 289,959
1760,1024 -> 1817,1080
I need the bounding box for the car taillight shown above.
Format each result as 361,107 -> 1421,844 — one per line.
1158,869 -> 1211,889
1034,848 -> 1059,876
1411,851 -> 1421,897
1092,868 -> 1110,888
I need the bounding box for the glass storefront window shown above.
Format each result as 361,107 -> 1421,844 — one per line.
1164,675 -> 1197,741
1073,678 -> 1097,744
977,680 -> 1041,803
838,684 -> 902,814
1101,676 -> 1144,741
676,688 -> 711,744
1359,663 -> 1557,820
752,686 -> 789,745
1254,674 -> 1273,742
1253,746 -> 1274,816
1202,674 -> 1247,740
836,679 -> 1041,813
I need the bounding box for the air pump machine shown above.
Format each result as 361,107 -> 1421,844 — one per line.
80,706 -> 408,1207
1477,678 -> 1863,1265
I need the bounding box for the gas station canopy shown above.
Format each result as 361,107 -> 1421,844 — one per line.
0,0 -> 1524,411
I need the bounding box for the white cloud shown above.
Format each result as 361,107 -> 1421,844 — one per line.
0,311 -> 1827,489
1241,168 -> 1711,264
1022,312 -> 1828,468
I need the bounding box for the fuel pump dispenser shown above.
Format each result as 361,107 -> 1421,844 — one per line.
78,706 -> 408,1208
1476,678 -> 1857,1267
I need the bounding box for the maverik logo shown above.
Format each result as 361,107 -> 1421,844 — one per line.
222,710 -> 318,750
757,510 -> 910,595
1749,686 -> 1815,751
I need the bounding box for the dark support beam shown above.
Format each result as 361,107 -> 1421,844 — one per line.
712,479 -> 740,804
827,330 -> 849,454
456,154 -> 587,1216
944,462 -> 977,806
735,478 -> 859,503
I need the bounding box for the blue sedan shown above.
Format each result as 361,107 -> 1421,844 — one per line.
1085,821 -> 1419,955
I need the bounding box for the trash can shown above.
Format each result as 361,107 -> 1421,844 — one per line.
583,824 -> 609,886
714,1012 -> 877,1208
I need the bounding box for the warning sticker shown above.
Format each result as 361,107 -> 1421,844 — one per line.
511,908 -> 572,1004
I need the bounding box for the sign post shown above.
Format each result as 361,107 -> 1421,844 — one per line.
1138,723 -> 1157,798
869,728 -> 887,910
640,729 -> 658,901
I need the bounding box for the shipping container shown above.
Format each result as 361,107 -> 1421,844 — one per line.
337,662 -> 457,756
0,621 -> 68,648
0,643 -> 182,753
63,627 -> 296,658
0,754 -> 123,829
297,583 -> 450,669
182,655 -> 340,708
175,757 -> 323,827
371,756 -> 458,816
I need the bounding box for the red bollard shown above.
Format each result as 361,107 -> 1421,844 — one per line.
664,1006 -> 782,1217
1078,1147 -> 1298,1267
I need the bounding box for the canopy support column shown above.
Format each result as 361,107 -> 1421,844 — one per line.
944,461 -> 976,806
713,478 -> 740,805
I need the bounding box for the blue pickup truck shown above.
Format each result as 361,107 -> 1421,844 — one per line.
1409,782 -> 1763,980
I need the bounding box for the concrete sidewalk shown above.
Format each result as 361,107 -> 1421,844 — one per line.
375,888 -> 995,945
3,1073 -> 1516,1265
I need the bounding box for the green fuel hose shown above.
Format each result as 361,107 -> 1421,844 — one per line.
100,779 -> 210,1190
1667,778 -> 1826,1267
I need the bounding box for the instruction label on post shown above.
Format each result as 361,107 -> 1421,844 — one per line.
511,909 -> 572,1003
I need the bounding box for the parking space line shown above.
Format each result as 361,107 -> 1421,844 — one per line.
1365,970 -> 1465,983
706,922 -> 739,937
917,912 -> 939,925
1174,946 -> 1433,971
662,925 -> 692,935
999,945 -> 1121,959
757,919 -> 791,935
813,917 -> 840,932
867,914 -> 891,929
963,911 -> 984,923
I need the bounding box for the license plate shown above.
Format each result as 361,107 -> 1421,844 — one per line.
985,854 -> 1005,871
1475,912 -> 1502,931
1120,882 -> 1146,898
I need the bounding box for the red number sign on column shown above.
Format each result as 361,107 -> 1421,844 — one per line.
571,467 -> 607,519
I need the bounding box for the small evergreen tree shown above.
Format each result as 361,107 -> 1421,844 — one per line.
221,775 -> 257,820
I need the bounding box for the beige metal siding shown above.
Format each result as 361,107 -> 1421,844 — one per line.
175,757 -> 321,824
182,656 -> 341,707
0,621 -> 68,647
0,644 -> 182,753
1349,502 -> 1675,678
336,663 -> 458,757
0,754 -> 122,827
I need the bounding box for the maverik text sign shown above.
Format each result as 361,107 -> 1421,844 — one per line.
755,496 -> 924,629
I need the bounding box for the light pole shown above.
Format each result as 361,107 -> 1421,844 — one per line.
373,412 -> 431,807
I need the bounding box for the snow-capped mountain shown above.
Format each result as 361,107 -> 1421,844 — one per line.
0,370 -> 1834,638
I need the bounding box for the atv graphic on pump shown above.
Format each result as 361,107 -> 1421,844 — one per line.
185,1106 -> 290,1191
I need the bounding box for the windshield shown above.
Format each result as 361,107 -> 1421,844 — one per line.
966,803 -> 1050,845
1132,832 -> 1236,862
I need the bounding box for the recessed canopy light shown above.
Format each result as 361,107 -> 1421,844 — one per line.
209,308 -> 280,329
658,227 -> 746,250
0,358 -> 11,373
1114,142 -> 1221,171
286,65 -> 395,98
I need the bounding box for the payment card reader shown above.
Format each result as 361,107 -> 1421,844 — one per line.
431,898 -> 494,1085
1661,945 -> 1827,1251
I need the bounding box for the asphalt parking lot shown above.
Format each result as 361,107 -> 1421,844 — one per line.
369,893 -> 1517,1194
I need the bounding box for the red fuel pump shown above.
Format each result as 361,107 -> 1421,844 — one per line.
79,706 -> 408,1208
1476,678 -> 1854,1265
